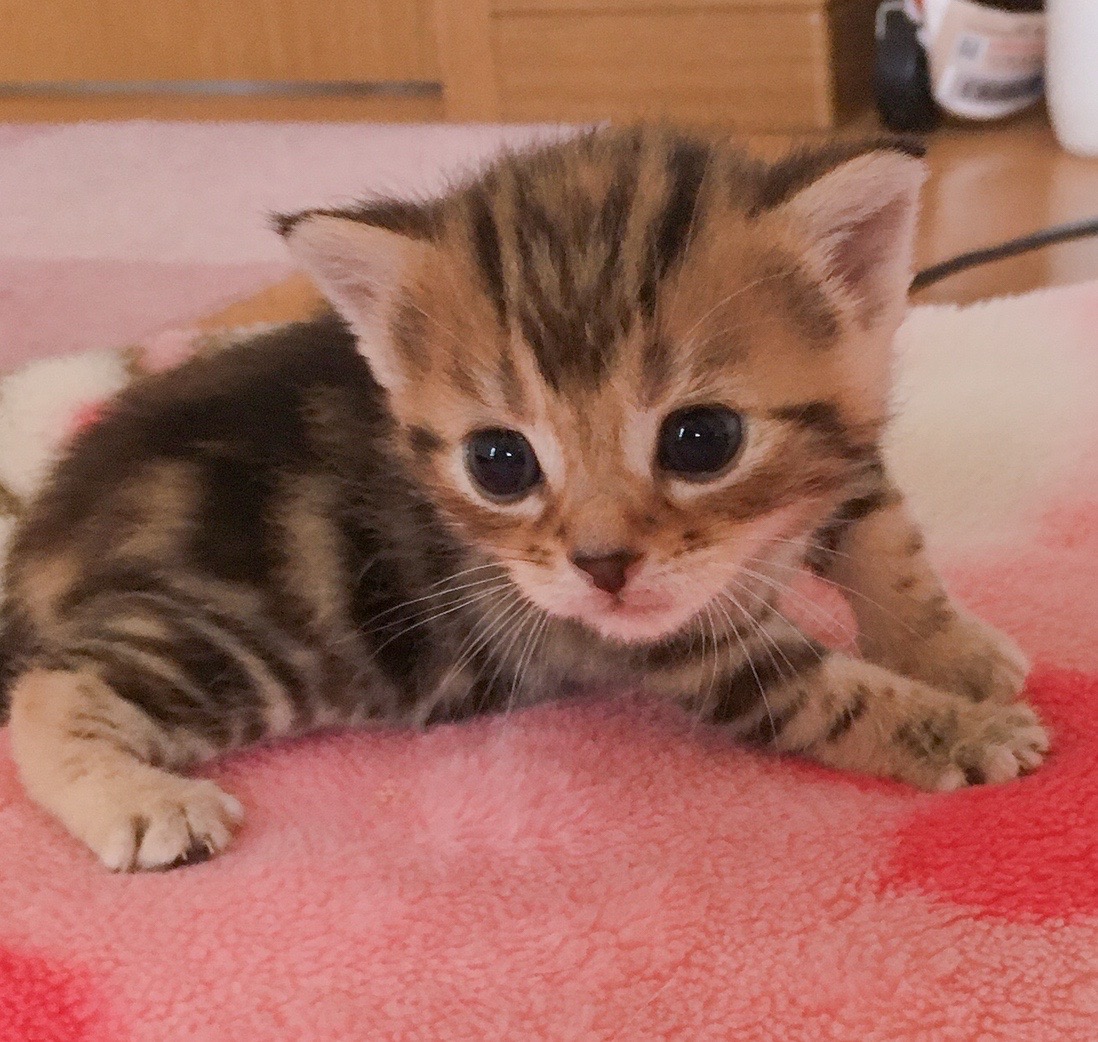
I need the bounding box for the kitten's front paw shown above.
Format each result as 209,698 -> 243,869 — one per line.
896,699 -> 1049,791
872,610 -> 1029,705
90,777 -> 244,872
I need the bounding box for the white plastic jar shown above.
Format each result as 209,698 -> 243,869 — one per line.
1046,0 -> 1098,157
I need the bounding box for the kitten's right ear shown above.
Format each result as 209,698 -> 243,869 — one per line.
764,143 -> 927,330
277,212 -> 429,393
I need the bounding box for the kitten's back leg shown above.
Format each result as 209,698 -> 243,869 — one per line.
10,667 -> 243,870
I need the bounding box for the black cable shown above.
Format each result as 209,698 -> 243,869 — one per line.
910,216 -> 1098,292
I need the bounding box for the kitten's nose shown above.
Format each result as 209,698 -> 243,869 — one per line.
570,550 -> 640,596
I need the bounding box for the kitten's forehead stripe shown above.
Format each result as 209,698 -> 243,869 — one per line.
495,348 -> 526,417
448,358 -> 481,401
510,158 -> 629,389
651,138 -> 712,295
467,184 -> 508,324
455,129 -> 725,394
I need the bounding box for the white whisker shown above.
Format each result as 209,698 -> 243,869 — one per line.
762,533 -> 856,563
369,584 -> 513,655
366,575 -> 510,632
725,581 -> 829,668
737,565 -> 856,641
762,557 -> 921,638
715,592 -> 796,733
461,600 -> 533,697
423,562 -> 503,589
482,601 -> 542,713
690,604 -> 719,735
437,588 -> 526,693
713,592 -> 776,739
678,271 -> 791,346
508,610 -> 550,715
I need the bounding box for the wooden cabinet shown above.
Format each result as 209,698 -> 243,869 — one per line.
1,0 -> 875,129
1,0 -> 439,82
436,0 -> 877,129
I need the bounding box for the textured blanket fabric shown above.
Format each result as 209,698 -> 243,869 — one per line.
2,124 -> 1098,1041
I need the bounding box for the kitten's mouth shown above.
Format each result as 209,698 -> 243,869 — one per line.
581,590 -> 682,642
601,594 -> 671,618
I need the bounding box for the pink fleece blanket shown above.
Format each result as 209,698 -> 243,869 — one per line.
2,124 -> 1098,1041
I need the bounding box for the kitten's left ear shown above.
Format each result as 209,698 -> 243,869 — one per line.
775,148 -> 927,328
278,212 -> 430,392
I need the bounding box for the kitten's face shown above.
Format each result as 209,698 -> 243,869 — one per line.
283,129 -> 923,645
382,230 -> 875,644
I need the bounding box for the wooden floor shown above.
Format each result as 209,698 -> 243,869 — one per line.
4,94 -> 1097,326
912,114 -> 1098,307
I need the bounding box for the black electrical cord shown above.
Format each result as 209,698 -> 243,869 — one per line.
911,216 -> 1098,292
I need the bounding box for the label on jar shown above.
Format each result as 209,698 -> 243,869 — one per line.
906,0 -> 1045,120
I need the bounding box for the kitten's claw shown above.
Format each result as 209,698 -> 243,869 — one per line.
96,780 -> 243,872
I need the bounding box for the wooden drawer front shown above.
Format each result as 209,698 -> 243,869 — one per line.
487,3 -> 874,129
5,0 -> 440,83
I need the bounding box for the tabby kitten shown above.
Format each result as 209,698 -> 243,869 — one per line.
1,127 -> 1046,871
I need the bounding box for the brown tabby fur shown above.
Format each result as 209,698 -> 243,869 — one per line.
1,126 -> 1046,871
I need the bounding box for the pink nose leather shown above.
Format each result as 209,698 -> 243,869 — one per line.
570,551 -> 639,595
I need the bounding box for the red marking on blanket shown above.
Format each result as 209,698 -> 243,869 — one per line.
946,491 -> 1098,674
883,667 -> 1098,922
0,946 -> 109,1042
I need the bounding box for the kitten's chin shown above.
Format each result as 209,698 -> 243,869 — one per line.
572,597 -> 698,646
588,612 -> 683,645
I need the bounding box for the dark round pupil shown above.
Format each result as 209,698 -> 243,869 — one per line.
657,406 -> 743,477
466,429 -> 541,499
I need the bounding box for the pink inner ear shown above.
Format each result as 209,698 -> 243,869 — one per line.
827,196 -> 909,322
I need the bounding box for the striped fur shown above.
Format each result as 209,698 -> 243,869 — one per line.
2,127 -> 1047,870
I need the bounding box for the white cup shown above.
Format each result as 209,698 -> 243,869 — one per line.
1046,0 -> 1098,157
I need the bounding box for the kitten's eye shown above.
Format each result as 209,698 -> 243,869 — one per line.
465,428 -> 542,501
657,406 -> 744,479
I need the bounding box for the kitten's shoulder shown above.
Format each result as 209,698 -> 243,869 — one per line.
81,310 -> 378,453
21,312 -> 384,532
153,309 -> 373,407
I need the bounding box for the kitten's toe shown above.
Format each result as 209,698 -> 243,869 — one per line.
938,702 -> 1049,790
97,780 -> 243,872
